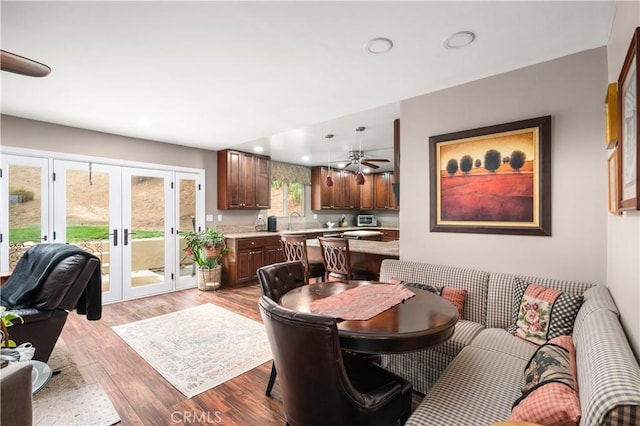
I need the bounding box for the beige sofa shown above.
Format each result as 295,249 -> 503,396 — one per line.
378,259 -> 640,425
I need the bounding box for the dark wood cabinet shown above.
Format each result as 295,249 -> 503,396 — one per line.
218,149 -> 271,209
312,167 -> 346,210
379,229 -> 399,242
223,235 -> 283,285
374,172 -> 397,210
360,174 -> 374,210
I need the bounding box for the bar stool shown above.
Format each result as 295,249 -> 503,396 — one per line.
280,234 -> 325,284
317,237 -> 376,281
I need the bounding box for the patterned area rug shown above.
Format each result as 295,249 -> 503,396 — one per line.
32,339 -> 120,426
112,303 -> 272,398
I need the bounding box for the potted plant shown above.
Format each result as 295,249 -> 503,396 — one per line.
0,307 -> 24,367
181,228 -> 228,290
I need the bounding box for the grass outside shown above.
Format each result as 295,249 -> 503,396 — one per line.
9,225 -> 164,244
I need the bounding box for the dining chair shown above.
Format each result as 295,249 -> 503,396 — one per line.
256,261 -> 307,396
258,295 -> 413,426
280,234 -> 325,284
317,237 -> 376,281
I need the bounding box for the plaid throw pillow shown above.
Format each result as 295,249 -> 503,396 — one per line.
389,278 -> 467,321
508,277 -> 583,345
509,336 -> 581,425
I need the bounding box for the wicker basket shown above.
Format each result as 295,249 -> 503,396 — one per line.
198,266 -> 222,291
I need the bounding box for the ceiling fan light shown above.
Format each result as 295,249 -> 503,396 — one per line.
355,173 -> 365,185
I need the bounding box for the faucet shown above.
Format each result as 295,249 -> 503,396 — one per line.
288,212 -> 301,231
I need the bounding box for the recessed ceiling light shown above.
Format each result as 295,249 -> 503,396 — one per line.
443,31 -> 475,49
253,146 -> 264,153
362,168 -> 371,174
364,37 -> 393,55
301,156 -> 310,162
337,162 -> 346,169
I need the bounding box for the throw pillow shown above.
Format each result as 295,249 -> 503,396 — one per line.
509,338 -> 581,425
509,277 -> 583,346
390,278 -> 467,320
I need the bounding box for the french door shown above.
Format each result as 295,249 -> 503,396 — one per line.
0,155 -> 51,271
0,153 -> 203,303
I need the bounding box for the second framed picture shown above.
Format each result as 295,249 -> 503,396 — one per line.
429,116 -> 551,236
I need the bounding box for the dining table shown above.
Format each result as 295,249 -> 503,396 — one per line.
279,280 -> 459,354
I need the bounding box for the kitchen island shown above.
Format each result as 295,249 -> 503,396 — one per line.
305,238 -> 399,281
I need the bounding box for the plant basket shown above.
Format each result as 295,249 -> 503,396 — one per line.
204,248 -> 221,259
198,265 -> 222,291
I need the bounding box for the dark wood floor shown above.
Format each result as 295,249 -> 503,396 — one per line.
62,283 -> 422,425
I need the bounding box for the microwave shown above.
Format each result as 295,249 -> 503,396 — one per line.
356,214 -> 378,227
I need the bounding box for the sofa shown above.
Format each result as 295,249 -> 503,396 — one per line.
378,259 -> 640,425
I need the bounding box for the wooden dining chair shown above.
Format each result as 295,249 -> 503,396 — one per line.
317,237 -> 376,281
280,234 -> 325,284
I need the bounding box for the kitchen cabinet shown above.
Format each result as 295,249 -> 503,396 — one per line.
343,172 -> 361,209
311,167 -> 353,210
374,172 -> 397,210
379,229 -> 399,242
359,174 -> 374,210
217,149 -> 271,209
223,235 -> 284,285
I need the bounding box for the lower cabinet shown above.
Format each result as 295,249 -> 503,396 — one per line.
223,235 -> 285,286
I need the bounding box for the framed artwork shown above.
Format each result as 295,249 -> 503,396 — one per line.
605,82 -> 619,149
608,148 -> 621,215
618,26 -> 639,211
429,115 -> 551,236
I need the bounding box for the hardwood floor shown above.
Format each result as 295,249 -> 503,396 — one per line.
61,284 -> 422,425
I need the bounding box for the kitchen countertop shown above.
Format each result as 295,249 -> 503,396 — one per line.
223,226 -> 399,239
306,238 -> 399,257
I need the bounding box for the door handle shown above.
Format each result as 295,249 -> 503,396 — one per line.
109,229 -> 118,246
41,235 -> 48,242
124,229 -> 137,245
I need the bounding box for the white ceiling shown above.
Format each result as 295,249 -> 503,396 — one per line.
1,1 -> 615,172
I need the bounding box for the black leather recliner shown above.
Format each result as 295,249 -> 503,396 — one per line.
1,243 -> 102,362
257,260 -> 307,396
259,295 -> 413,426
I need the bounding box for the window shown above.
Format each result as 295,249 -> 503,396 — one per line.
268,180 -> 304,217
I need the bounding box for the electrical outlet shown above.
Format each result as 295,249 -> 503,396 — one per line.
313,214 -> 318,220
206,214 -> 213,222
258,214 -> 264,220
217,214 -> 223,222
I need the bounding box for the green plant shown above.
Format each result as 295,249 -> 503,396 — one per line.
181,228 -> 228,268
0,307 -> 24,348
9,186 -> 34,202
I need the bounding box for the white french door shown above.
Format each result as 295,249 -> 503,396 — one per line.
1,153 -> 204,303
0,155 -> 51,271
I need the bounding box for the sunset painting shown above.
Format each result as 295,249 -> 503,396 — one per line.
429,116 -> 551,236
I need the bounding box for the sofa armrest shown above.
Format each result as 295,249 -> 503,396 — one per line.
0,362 -> 33,426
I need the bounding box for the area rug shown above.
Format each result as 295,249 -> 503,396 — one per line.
112,303 -> 272,398
32,339 -> 121,426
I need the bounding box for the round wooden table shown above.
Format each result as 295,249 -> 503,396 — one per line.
279,280 -> 458,354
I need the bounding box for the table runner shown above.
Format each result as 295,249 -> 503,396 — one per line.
310,284 -> 415,321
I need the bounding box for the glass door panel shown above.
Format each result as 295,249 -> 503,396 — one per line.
176,173 -> 198,289
53,160 -> 122,303
122,168 -> 173,299
0,155 -> 50,271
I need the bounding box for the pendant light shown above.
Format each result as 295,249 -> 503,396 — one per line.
355,126 -> 366,185
325,134 -> 334,187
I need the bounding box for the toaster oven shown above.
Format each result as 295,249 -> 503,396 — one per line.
356,214 -> 378,227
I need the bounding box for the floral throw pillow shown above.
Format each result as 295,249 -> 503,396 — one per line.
509,277 -> 583,346
390,278 -> 467,320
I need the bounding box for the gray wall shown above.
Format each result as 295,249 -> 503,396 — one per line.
1,114 -> 219,227
399,47 -> 608,284
605,0 -> 640,358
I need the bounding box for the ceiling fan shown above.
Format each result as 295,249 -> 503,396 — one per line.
1,49 -> 51,77
339,126 -> 390,170
339,149 -> 390,170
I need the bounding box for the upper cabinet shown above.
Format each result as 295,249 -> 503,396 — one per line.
218,149 -> 271,209
373,172 -> 397,211
311,166 -> 396,211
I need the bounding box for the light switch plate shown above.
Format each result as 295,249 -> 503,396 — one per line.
218,214 -> 223,222
313,214 -> 318,219
206,214 -> 213,222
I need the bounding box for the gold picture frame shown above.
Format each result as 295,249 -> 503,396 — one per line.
605,82 -> 619,149
608,148 -> 621,215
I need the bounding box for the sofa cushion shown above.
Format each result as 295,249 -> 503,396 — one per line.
469,328 -> 537,362
520,341 -> 574,394
407,346 -> 527,425
380,260 -> 489,324
508,278 -> 583,345
486,272 -> 593,329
